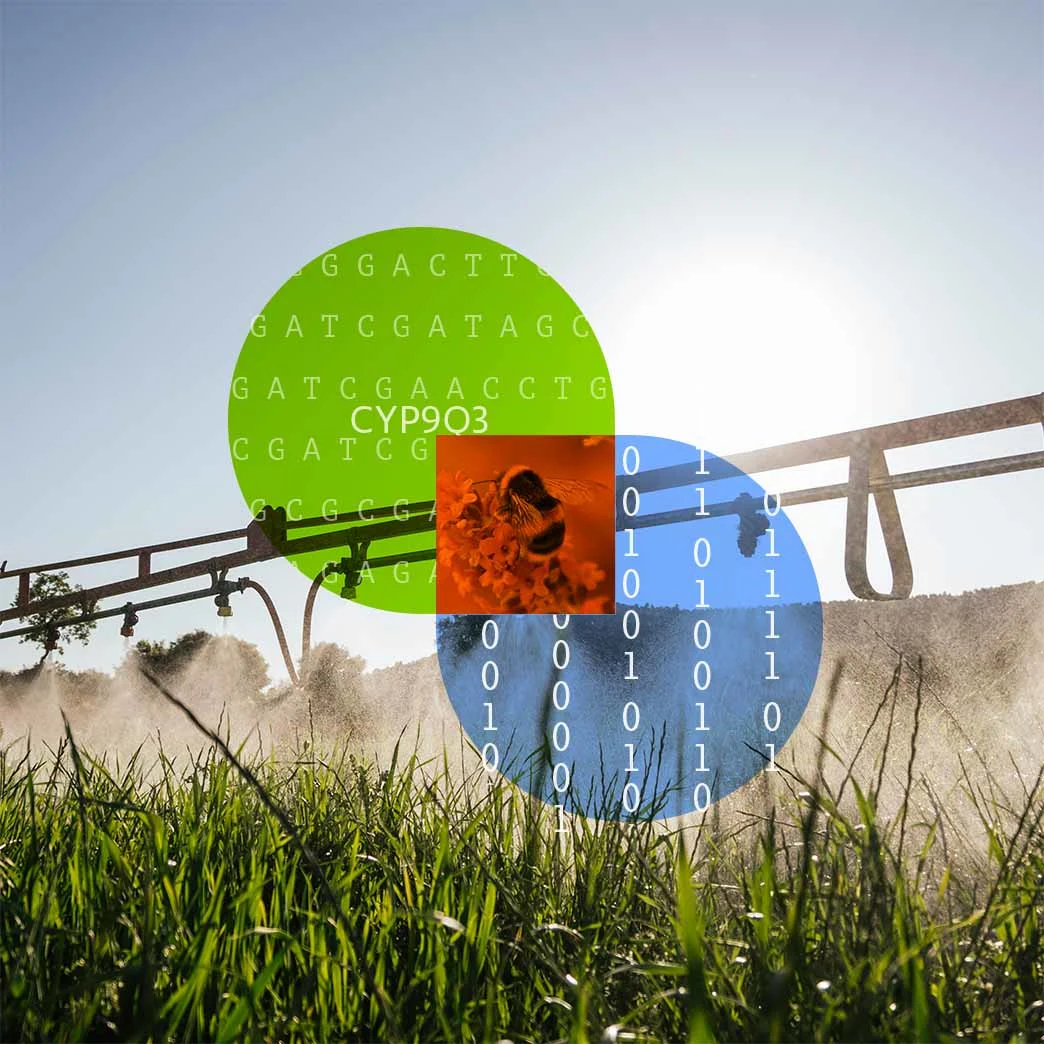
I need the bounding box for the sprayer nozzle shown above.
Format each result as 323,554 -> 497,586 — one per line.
120,606 -> 139,638
217,604 -> 233,618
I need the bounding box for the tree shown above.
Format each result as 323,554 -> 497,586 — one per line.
133,630 -> 271,705
10,571 -> 98,665
134,630 -> 211,679
301,642 -> 366,731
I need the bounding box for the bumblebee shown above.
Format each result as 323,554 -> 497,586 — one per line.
490,465 -> 606,558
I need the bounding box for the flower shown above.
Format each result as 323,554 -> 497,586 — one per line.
436,470 -> 477,521
436,470 -> 612,614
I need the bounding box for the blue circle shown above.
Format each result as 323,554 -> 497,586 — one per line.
436,435 -> 823,822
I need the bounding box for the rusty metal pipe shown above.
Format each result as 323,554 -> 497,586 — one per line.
624,448 -> 1044,530
241,579 -> 298,686
627,393 -> 1044,494
0,583 -> 223,640
300,566 -> 333,671
0,511 -> 437,624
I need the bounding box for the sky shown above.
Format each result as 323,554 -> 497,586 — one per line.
1,0 -> 1042,682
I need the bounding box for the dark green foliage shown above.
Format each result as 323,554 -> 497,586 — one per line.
133,631 -> 270,693
299,641 -> 366,732
9,571 -> 97,662
133,629 -> 213,676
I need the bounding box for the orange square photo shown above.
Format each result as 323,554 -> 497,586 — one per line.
436,435 -> 616,615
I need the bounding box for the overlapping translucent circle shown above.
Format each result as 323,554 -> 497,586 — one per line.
435,435 -> 824,822
228,226 -> 614,613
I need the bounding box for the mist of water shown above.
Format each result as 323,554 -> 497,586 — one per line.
2,583 -> 1041,866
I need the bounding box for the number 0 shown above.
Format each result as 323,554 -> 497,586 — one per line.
622,445 -> 640,475
481,619 -> 499,649
693,538 -> 711,568
763,701 -> 780,732
482,743 -> 499,772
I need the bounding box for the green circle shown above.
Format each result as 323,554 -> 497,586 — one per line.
228,226 -> 614,613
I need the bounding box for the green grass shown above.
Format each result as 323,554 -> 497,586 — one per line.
1,659 -> 1043,1043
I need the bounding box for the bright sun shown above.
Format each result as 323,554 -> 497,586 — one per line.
610,250 -> 889,455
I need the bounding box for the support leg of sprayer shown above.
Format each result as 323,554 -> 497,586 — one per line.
844,438 -> 914,600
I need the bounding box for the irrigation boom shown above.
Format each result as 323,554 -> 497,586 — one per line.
624,392 -> 1044,599
1,393 -> 1041,667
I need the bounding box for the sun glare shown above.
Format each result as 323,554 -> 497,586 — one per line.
611,251 -> 888,454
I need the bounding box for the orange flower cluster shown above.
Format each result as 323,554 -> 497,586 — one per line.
436,470 -> 612,614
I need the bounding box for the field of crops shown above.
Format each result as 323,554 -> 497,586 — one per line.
1,584 -> 1043,1042
1,689 -> 1042,1040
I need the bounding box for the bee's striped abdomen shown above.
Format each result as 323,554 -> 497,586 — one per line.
528,520 -> 566,556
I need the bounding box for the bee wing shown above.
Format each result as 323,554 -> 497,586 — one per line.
505,491 -> 547,538
542,478 -> 607,505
